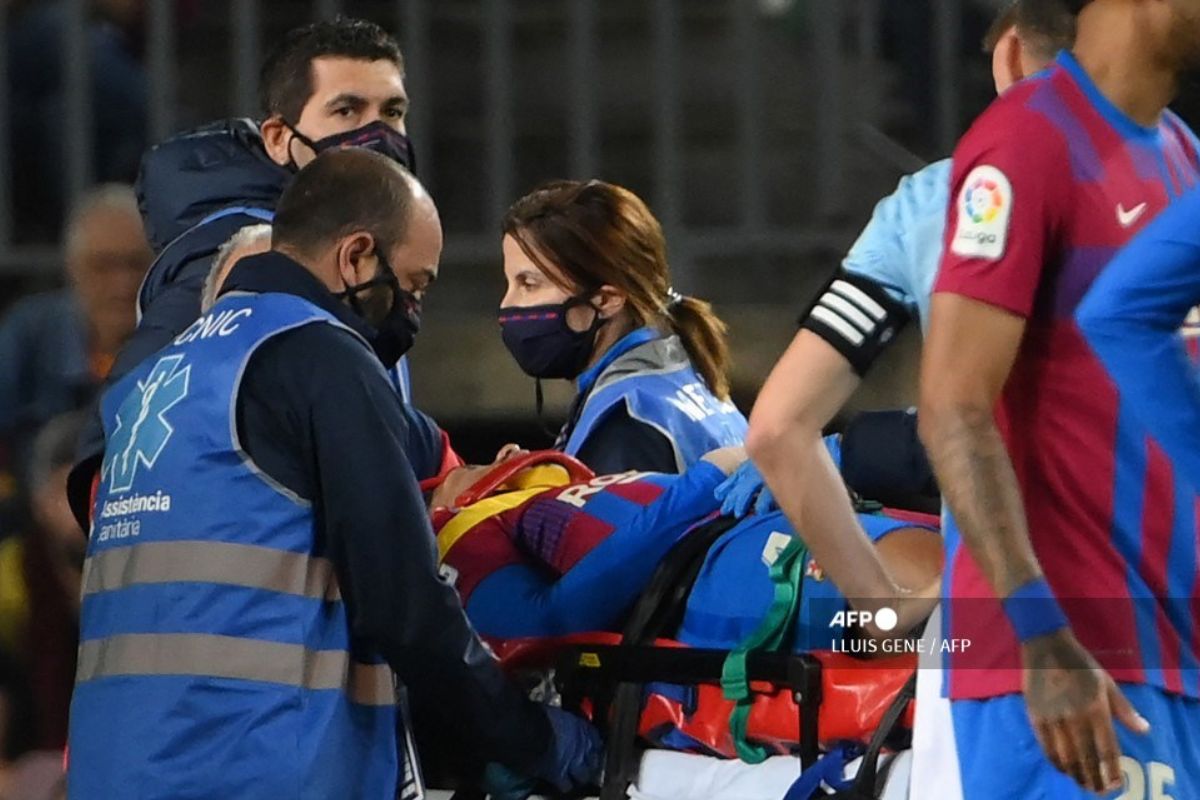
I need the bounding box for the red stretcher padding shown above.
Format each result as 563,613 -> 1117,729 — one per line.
492,635 -> 916,759
639,650 -> 915,758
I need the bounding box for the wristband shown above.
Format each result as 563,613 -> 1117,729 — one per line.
1002,578 -> 1069,643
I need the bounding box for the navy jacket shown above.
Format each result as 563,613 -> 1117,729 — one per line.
69,119 -> 290,524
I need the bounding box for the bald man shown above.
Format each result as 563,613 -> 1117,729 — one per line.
70,149 -> 601,800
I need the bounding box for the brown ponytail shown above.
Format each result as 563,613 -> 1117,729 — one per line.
668,295 -> 732,400
503,179 -> 734,400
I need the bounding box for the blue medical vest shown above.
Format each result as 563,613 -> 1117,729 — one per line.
677,512 -> 913,651
563,333 -> 748,472
69,292 -> 399,799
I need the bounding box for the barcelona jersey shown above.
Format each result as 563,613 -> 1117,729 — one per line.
934,52 -> 1200,700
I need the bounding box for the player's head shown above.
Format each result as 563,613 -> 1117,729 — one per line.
259,18 -> 414,172
985,0 -> 1077,93
426,445 -> 529,511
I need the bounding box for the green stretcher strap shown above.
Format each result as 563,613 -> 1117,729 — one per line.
721,536 -> 809,764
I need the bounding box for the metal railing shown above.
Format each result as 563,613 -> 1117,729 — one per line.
0,0 -> 969,280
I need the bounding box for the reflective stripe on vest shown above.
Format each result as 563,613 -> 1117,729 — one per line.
82,540 -> 341,602
77,633 -> 396,706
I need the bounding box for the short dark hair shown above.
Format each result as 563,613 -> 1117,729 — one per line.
983,0 -> 1075,61
983,2 -> 1020,53
1016,0 -> 1077,60
259,17 -> 405,122
272,148 -> 415,258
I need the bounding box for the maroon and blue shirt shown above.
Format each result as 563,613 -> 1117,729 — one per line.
935,52 -> 1200,700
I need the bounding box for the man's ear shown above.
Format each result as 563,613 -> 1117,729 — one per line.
260,116 -> 294,167
335,233 -> 375,288
592,285 -> 627,320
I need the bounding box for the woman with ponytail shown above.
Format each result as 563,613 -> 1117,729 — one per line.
498,179 -> 747,473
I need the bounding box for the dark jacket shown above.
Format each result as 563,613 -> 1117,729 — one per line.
132,117 -> 291,371
225,252 -> 554,773
69,119 -> 291,524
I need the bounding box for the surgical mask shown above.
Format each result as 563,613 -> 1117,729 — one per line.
288,120 -> 417,173
336,252 -> 422,367
498,297 -> 607,379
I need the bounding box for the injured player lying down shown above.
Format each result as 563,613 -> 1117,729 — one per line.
424,446 -> 942,649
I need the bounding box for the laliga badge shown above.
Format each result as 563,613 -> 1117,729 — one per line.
952,164 -> 1012,260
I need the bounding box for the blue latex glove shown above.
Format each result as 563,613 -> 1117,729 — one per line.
481,763 -> 538,800
532,706 -> 604,793
715,459 -> 777,518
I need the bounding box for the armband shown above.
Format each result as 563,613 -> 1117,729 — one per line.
799,272 -> 912,376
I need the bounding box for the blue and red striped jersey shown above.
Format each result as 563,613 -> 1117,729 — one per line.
934,52 -> 1200,700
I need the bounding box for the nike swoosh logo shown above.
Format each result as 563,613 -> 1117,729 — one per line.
1117,202 -> 1148,227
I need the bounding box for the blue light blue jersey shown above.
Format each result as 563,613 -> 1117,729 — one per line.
842,159 -> 950,332
1077,184 -> 1200,490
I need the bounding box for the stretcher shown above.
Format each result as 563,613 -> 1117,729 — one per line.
436,516 -> 919,800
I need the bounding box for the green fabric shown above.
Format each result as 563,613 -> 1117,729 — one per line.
720,536 -> 808,764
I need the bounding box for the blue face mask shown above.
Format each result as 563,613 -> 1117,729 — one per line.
498,297 -> 607,380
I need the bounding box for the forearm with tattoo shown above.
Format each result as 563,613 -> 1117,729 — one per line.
921,404 -> 1042,598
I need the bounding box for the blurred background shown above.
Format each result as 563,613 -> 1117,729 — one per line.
0,1 -> 1185,792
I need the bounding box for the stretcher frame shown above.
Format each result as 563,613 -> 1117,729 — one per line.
552,643 -> 824,800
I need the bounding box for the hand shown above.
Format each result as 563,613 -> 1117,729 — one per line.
531,706 -> 604,793
1021,630 -> 1150,794
714,459 -> 777,518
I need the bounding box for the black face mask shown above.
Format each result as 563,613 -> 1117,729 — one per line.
498,296 -> 607,380
288,120 -> 417,174
336,253 -> 422,368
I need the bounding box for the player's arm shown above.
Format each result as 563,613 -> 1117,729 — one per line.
748,178 -> 931,631
469,457 -> 736,636
749,330 -> 912,606
919,294 -> 1037,594
1077,185 -> 1200,487
921,123 -> 1142,794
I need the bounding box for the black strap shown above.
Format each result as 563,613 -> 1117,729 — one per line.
836,671 -> 917,798
599,516 -> 741,800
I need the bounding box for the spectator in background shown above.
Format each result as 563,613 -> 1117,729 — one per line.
0,185 -> 151,519
0,412 -> 86,797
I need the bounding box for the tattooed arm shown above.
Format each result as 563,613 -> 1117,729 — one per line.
917,294 -> 1038,595
918,293 -> 1144,794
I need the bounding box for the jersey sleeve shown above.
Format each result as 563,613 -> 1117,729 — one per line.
1076,185 -> 1200,488
934,104 -> 1069,318
842,159 -> 951,312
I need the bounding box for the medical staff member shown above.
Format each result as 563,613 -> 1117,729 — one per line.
68,150 -> 600,799
68,18 -> 430,530
498,179 -> 747,473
